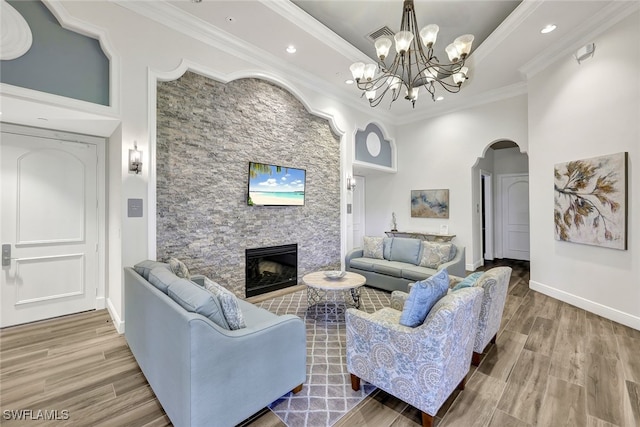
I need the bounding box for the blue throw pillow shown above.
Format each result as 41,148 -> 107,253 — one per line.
452,272 -> 484,291
399,269 -> 449,327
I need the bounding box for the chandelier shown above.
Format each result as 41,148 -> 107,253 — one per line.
349,0 -> 474,108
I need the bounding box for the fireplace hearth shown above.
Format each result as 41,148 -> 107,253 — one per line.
245,244 -> 298,297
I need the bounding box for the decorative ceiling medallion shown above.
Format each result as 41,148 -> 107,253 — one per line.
1,0 -> 33,60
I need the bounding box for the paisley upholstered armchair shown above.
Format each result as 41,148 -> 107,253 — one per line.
346,287 -> 483,427
452,267 -> 512,365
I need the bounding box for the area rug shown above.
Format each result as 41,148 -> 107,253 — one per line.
257,286 -> 390,427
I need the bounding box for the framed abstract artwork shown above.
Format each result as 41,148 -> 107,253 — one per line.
411,189 -> 449,218
554,152 -> 628,250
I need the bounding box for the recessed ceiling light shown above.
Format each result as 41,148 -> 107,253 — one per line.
286,45 -> 296,54
541,24 -> 557,34
436,96 -> 444,101
345,79 -> 354,85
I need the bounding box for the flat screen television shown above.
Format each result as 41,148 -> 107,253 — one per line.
247,161 -> 306,206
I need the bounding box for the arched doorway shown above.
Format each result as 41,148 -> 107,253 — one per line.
472,140 -> 530,268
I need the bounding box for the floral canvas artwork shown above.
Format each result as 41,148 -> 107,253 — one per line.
554,152 -> 628,250
411,189 -> 449,218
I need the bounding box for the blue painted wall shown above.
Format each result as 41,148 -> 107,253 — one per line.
354,123 -> 393,168
0,1 -> 109,106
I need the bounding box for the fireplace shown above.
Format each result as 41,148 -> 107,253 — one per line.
245,244 -> 298,297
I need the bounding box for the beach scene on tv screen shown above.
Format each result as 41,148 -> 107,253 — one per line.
248,163 -> 305,206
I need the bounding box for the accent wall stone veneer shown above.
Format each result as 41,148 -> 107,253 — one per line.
156,72 -> 341,296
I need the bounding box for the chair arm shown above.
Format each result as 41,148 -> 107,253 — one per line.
390,291 -> 409,311
345,248 -> 364,266
437,246 -> 465,277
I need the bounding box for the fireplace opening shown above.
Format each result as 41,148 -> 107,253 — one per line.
245,244 -> 298,297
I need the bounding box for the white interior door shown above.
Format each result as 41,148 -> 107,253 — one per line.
501,174 -> 530,260
352,176 -> 365,248
1,125 -> 99,327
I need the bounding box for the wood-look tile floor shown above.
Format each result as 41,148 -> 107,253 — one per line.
1,259 -> 638,427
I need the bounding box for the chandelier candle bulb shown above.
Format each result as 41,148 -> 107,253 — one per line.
445,43 -> 460,62
454,34 -> 474,58
349,62 -> 365,81
424,66 -> 439,82
365,90 -> 376,101
406,87 -> 419,101
419,24 -> 439,48
375,37 -> 392,60
363,64 -> 377,81
394,30 -> 414,53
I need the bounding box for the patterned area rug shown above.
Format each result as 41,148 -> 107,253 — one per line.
257,286 -> 390,427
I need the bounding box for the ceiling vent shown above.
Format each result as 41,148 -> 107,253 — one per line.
367,26 -> 394,42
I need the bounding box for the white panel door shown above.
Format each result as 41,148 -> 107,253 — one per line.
1,127 -> 98,327
501,174 -> 530,260
352,176 -> 365,248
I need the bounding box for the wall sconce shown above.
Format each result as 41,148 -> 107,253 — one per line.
346,176 -> 356,191
574,43 -> 595,64
129,141 -> 142,174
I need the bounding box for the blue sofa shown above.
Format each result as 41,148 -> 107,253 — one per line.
345,236 -> 465,292
124,262 -> 306,427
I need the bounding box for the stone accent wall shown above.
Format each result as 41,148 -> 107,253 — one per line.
156,72 -> 341,297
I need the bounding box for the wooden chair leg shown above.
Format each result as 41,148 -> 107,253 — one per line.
421,412 -> 434,427
472,351 -> 482,366
291,384 -> 303,394
350,374 -> 360,391
457,375 -> 467,391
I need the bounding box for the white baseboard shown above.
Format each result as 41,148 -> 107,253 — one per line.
106,298 -> 125,334
530,280 -> 640,331
467,260 -> 483,272
96,296 -> 106,310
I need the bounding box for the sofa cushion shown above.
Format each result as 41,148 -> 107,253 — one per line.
169,257 -> 190,279
418,241 -> 455,269
148,266 -> 182,294
400,264 -> 437,281
399,269 -> 449,327
363,236 -> 384,259
389,237 -> 422,265
167,278 -> 230,329
383,237 -> 393,260
349,257 -> 375,272
134,260 -> 169,281
204,278 -> 246,330
452,271 -> 484,291
372,261 -> 407,277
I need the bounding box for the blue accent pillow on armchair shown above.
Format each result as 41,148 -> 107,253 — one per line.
452,271 -> 484,291
399,269 -> 449,327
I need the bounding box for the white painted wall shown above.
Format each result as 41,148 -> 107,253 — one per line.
366,95 -> 529,270
494,147 -> 528,174
56,2 -> 399,329
528,12 -> 640,329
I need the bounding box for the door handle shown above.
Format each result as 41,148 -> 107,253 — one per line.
2,244 -> 11,267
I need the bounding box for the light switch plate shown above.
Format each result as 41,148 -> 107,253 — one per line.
128,198 -> 143,217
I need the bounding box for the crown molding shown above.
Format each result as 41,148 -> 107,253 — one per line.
519,1 -> 640,79
259,0 -> 370,63
395,81 -> 528,125
112,0 -> 394,124
471,0 -> 544,66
